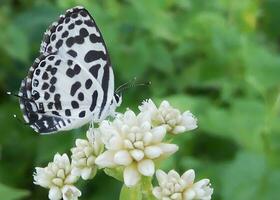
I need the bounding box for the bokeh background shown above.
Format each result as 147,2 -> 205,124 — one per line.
1,0 -> 280,199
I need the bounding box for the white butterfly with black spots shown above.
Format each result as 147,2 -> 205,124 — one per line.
18,6 -> 122,134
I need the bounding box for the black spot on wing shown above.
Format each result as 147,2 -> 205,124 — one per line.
65,109 -> 71,116
41,82 -> 49,90
85,79 -> 92,89
90,90 -> 98,111
79,111 -> 86,118
51,68 -> 57,75
50,77 -> 57,84
32,90 -> 40,100
99,65 -> 110,117
73,64 -> 81,74
71,101 -> 79,109
84,50 -> 107,63
89,64 -> 101,79
78,92 -> 84,101
42,72 -> 49,80
84,20 -> 95,27
89,34 -> 102,43
66,37 -> 75,47
62,31 -> 69,38
70,82 -> 81,96
75,20 -> 83,25
67,50 -> 77,57
55,60 -> 61,65
55,39 -> 63,49
66,68 -> 75,78
80,28 -> 89,37
66,64 -> 81,78
44,92 -> 50,100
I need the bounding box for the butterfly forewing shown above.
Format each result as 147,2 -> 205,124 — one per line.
19,6 -> 115,134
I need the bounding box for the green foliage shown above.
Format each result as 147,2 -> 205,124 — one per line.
0,0 -> 280,199
0,183 -> 29,200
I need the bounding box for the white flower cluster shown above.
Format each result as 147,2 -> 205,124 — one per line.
153,169 -> 213,200
71,128 -> 103,180
33,99 -> 212,200
139,100 -> 197,134
95,110 -> 178,186
34,153 -> 81,200
34,129 -> 102,200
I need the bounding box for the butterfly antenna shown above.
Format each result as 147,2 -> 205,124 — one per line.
115,77 -> 137,93
118,81 -> 151,93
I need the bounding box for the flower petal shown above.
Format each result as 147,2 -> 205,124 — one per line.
137,159 -> 155,176
181,111 -> 197,131
152,187 -> 162,199
95,151 -> 116,168
151,126 -> 166,143
114,150 -> 133,166
123,165 -> 141,187
81,168 -> 93,180
183,189 -> 196,200
108,135 -> 123,150
168,170 -> 180,180
48,187 -> 62,200
144,145 -> 162,159
62,185 -> 81,200
130,149 -> 144,161
156,170 -> 168,186
181,169 -> 195,185
159,143 -> 178,156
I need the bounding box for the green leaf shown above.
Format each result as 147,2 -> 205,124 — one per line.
3,25 -> 29,63
221,152 -> 280,199
221,152 -> 266,200
199,97 -> 265,150
119,184 -> 142,200
151,43 -> 173,73
0,183 -> 29,200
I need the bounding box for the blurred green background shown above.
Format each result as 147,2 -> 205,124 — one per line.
0,0 -> 280,199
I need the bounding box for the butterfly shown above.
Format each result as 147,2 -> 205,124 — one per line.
18,6 -> 122,134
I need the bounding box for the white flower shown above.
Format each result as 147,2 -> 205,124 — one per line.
139,99 -> 197,134
34,153 -> 81,200
71,128 -> 103,180
153,169 -> 213,200
95,110 -> 178,187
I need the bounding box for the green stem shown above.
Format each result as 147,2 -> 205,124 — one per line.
141,176 -> 156,200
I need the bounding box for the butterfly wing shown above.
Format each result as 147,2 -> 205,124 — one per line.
20,53 -> 104,134
19,6 -> 114,134
40,6 -> 114,119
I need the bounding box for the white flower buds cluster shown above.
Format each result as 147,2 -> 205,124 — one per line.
153,169 -> 213,200
95,110 -> 179,187
33,99 -> 211,199
71,128 -> 103,180
139,99 -> 197,134
33,153 -> 81,200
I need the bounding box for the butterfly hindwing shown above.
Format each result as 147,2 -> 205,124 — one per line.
19,6 -> 115,134
31,53 -> 104,119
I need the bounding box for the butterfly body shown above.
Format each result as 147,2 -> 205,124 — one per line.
19,6 -> 121,134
